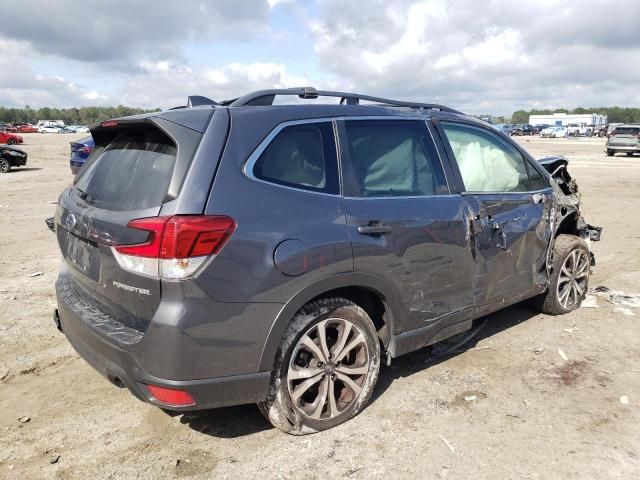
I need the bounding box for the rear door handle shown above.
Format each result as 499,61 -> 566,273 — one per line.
357,222 -> 392,235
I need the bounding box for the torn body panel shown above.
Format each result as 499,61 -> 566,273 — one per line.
538,155 -> 602,253
463,191 -> 552,312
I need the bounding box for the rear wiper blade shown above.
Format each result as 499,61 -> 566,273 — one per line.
75,186 -> 94,203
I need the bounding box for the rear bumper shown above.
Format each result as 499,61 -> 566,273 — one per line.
607,145 -> 639,152
55,279 -> 271,411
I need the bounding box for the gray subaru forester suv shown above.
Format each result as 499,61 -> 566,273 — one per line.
52,88 -> 601,434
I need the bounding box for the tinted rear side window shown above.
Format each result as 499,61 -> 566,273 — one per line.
75,128 -> 176,211
344,120 -> 448,197
252,122 -> 339,194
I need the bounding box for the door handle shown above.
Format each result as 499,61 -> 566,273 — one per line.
490,219 -> 508,250
357,222 -> 392,235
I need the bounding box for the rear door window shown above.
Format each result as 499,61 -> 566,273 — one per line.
343,120 -> 448,197
252,122 -> 339,194
75,127 -> 176,211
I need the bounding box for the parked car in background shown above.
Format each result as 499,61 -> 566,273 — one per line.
51,87 -> 601,435
493,124 -> 514,135
16,124 -> 38,133
606,125 -> 640,156
38,125 -> 63,134
540,126 -> 568,138
532,124 -> 551,135
0,129 -> 24,145
511,124 -> 535,136
606,123 -> 624,137
69,135 -> 94,174
67,125 -> 91,133
567,123 -> 592,137
0,145 -> 27,173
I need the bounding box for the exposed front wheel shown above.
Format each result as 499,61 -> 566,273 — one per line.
540,235 -> 591,315
7,139 -> 16,145
0,159 -> 10,173
259,297 -> 380,435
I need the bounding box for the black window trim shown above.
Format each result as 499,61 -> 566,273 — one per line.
243,117 -> 342,197
432,118 -> 551,195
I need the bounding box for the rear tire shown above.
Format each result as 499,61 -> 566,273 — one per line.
540,235 -> 591,315
626,152 -> 633,157
7,139 -> 16,145
0,159 -> 10,173
259,297 -> 380,435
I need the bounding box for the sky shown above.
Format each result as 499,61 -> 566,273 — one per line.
1,0 -> 639,115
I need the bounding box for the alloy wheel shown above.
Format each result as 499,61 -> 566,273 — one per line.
287,318 -> 370,420
556,249 -> 589,309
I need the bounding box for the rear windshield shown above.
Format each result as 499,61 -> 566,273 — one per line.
75,128 -> 176,211
613,127 -> 639,135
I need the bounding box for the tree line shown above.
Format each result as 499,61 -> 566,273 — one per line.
0,106 -> 160,126
511,107 -> 640,125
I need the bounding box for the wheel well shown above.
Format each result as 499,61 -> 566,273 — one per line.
308,286 -> 391,348
555,211 -> 578,237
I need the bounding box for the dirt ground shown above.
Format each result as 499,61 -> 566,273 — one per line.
1,133 -> 639,479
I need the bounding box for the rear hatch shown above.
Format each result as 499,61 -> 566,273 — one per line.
609,127 -> 639,148
56,117 -> 207,331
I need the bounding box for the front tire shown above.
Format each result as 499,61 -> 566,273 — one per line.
540,235 -> 591,315
7,139 -> 16,145
259,297 -> 380,435
607,150 -> 614,156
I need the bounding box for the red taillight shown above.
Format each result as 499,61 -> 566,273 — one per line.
79,146 -> 93,154
146,384 -> 195,407
116,215 -> 236,259
112,215 -> 236,279
101,121 -> 118,127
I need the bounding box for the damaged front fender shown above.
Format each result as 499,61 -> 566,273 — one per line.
538,155 -> 602,263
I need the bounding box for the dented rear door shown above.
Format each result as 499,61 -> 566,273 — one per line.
339,118 -> 475,332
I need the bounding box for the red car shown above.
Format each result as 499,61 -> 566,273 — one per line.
0,130 -> 24,145
16,124 -> 38,133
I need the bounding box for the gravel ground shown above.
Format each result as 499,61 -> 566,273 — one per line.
1,133 -> 639,479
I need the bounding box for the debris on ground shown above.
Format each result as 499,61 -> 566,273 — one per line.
557,348 -> 568,361
49,454 -> 60,464
18,416 -> 30,423
581,294 -> 599,308
438,434 -> 456,453
0,367 -> 8,380
29,271 -> 44,277
534,347 -> 545,354
464,395 -> 477,402
592,287 -> 640,309
620,395 -> 629,405
613,307 -> 635,316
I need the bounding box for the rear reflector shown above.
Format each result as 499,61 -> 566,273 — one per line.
112,215 -> 236,279
146,384 -> 195,407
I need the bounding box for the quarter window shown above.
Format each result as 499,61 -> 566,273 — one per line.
253,122 -> 339,194
441,122 -> 531,192
344,120 -> 448,197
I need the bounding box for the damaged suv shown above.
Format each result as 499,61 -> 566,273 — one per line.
51,88 -> 601,435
